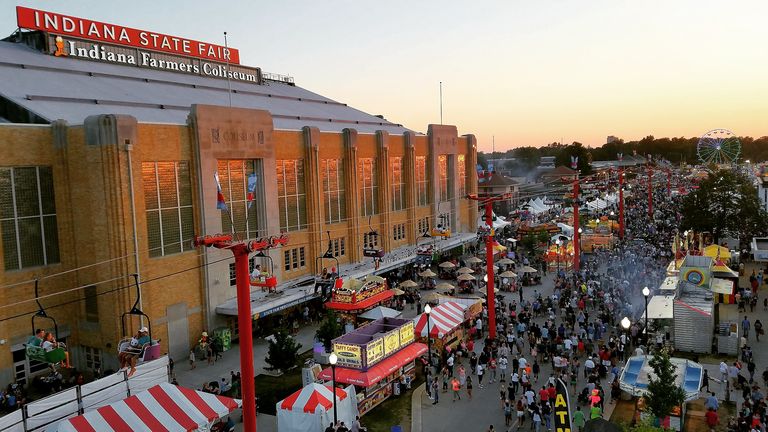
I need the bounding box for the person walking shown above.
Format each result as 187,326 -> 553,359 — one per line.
451,377 -> 461,401
755,320 -> 763,342
189,349 -> 196,370
573,406 -> 586,432
742,316 -> 751,339
466,375 -> 473,399
477,363 -> 485,388
701,368 -> 710,392
705,407 -> 719,432
504,400 -> 512,427
431,379 -> 439,405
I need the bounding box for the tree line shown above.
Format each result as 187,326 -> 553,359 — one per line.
479,135 -> 768,176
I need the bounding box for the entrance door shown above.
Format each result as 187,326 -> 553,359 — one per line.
166,303 -> 189,363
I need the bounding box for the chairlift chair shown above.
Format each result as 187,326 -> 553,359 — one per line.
117,274 -> 160,363
25,280 -> 67,364
315,232 -> 343,289
431,213 -> 452,238
250,251 -> 278,291
362,217 -> 385,258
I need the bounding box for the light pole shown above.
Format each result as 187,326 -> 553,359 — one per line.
577,228 -> 583,256
642,286 -> 650,345
329,352 -> 338,426
424,304 -> 433,373
555,239 -> 561,272
621,316 -> 631,359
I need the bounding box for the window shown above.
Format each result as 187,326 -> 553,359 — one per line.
457,154 -> 466,198
363,232 -> 379,249
392,223 -> 405,241
84,285 -> 99,322
276,160 -> 307,232
284,247 -> 306,271
216,160 -> 262,239
83,346 -> 102,371
417,217 -> 430,234
321,159 -> 346,223
415,156 -> 428,206
0,166 -> 60,270
390,157 -> 404,211
438,155 -> 449,202
438,213 -> 452,231
142,162 -> 194,258
358,158 -> 378,216
332,238 -> 346,257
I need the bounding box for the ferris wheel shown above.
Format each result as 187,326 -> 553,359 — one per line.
697,129 -> 741,165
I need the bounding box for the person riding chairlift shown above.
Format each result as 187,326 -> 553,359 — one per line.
119,326 -> 150,377
42,332 -> 72,368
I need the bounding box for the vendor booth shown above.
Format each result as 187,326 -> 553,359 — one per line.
619,355 -> 703,431
325,276 -> 394,323
413,300 -> 478,352
317,318 -> 426,415
276,383 -> 359,432
47,382 -> 241,432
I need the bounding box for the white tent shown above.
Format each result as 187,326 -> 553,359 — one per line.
277,384 -> 359,432
477,212 -> 510,230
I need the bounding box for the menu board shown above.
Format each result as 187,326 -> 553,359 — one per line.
333,343 -> 362,368
399,321 -> 414,345
384,329 -> 400,356
366,338 -> 384,366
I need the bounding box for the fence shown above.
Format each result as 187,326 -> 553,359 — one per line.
0,356 -> 169,432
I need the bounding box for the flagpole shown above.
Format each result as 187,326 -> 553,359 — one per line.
224,32 -> 233,108
439,81 -> 443,125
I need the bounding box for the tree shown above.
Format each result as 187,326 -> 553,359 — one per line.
554,142 -> 593,175
316,311 -> 343,351
643,348 -> 686,422
680,169 -> 768,244
265,330 -> 300,373
521,230 -> 549,254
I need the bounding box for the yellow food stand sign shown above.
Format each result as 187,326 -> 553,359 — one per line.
399,321 -> 414,345
333,343 -> 362,368
366,338 -> 384,366
384,330 -> 400,355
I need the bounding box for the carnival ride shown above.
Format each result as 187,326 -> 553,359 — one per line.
697,129 -> 741,165
117,274 -> 161,364
249,234 -> 289,291
25,280 -> 67,365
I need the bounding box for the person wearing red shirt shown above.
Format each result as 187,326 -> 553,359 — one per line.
547,384 -> 556,400
705,407 -> 718,432
539,386 -> 550,403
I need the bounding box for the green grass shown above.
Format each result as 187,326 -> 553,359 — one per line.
363,374 -> 424,432
254,350 -> 313,415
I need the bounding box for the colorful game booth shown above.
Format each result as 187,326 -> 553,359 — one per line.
317,318 -> 426,415
325,276 -> 394,321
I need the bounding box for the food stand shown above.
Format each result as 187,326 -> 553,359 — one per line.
317,318 -> 426,415
413,300 -> 479,352
325,276 -> 394,323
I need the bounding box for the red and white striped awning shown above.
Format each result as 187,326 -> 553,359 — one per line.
414,301 -> 467,338
279,383 -> 348,414
52,382 -> 241,432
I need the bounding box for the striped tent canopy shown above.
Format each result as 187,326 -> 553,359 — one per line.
50,382 -> 241,431
414,301 -> 467,338
279,383 -> 348,414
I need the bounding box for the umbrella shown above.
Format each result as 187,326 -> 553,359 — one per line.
520,266 -> 538,273
457,267 -> 475,274
392,288 -> 405,296
341,278 -> 364,290
364,275 -> 386,283
499,271 -> 518,278
421,292 -> 443,303
457,274 -> 476,281
438,261 -> 456,268
358,306 -> 402,320
419,269 -> 437,278
435,282 -> 455,290
497,258 -> 514,265
399,280 -> 418,288
466,257 -> 482,264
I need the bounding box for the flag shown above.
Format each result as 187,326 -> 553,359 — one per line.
214,172 -> 227,210
246,173 -> 258,209
570,156 -> 578,170
617,152 -> 623,162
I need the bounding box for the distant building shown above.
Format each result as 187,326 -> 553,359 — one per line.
606,136 -> 620,144
478,173 -> 519,217
538,165 -> 579,184
539,156 -> 556,168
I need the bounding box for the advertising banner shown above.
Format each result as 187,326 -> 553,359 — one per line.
333,343 -> 362,368
553,378 -> 573,432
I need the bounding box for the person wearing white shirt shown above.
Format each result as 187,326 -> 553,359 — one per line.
584,358 -> 595,378
518,357 -> 528,374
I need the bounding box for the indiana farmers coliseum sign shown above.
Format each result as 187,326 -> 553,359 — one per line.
16,6 -> 261,84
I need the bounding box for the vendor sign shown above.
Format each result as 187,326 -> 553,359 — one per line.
333,343 -> 362,368
399,321 -> 414,345
365,338 -> 384,366
384,330 -> 400,356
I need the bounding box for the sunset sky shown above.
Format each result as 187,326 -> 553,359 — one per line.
5,0 -> 768,152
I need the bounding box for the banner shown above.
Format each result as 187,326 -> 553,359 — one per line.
553,378 -> 573,432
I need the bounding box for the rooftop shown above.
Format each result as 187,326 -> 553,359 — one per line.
0,38 -> 409,134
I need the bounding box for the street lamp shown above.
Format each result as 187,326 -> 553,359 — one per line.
329,352 -> 339,426
577,228 -> 583,253
621,316 -> 631,359
642,286 -> 650,345
424,304 -> 433,373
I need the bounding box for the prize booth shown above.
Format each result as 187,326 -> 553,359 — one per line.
317,318 -> 426,415
325,276 -> 394,324
413,299 -> 481,353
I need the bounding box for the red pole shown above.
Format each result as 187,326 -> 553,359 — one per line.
485,201 -> 496,340
618,167 -> 625,240
234,244 -> 258,432
647,165 -> 653,218
573,177 -> 580,272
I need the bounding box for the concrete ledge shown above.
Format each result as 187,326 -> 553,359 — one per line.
411,383 -> 425,432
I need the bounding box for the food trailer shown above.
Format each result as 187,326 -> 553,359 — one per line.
317,317 -> 426,415
325,276 -> 394,323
